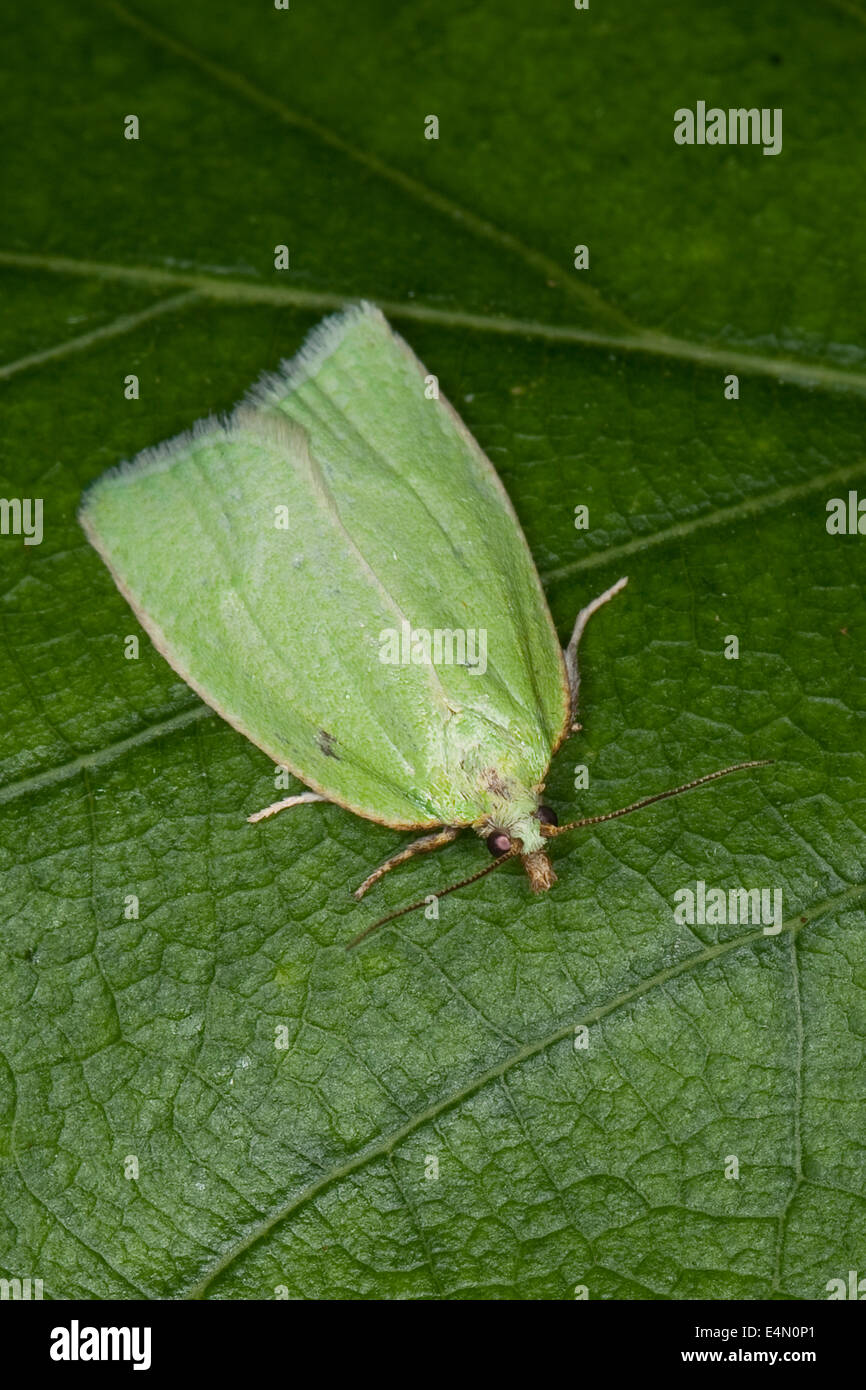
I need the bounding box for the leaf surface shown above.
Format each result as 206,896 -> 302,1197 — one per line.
0,0 -> 864,1300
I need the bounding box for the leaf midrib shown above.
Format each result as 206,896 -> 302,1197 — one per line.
4,251 -> 866,396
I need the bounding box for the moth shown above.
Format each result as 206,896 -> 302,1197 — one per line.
79,304 -> 768,947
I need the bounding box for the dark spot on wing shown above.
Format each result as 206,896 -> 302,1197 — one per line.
317,729 -> 340,759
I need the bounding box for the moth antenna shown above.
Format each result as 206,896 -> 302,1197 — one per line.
345,847 -> 520,950
541,760 -> 774,837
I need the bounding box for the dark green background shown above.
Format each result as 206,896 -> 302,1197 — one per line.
0,0 -> 863,1300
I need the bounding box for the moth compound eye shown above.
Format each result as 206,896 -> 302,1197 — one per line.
536,805 -> 558,826
486,830 -> 512,856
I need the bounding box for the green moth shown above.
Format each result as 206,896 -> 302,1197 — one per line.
79,304 -> 768,946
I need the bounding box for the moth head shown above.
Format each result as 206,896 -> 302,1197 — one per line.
485,804 -> 559,891
484,804 -> 557,857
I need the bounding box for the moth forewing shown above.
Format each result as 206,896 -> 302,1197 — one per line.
79,302 -> 567,843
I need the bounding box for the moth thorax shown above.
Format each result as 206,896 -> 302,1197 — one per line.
522,850 -> 557,894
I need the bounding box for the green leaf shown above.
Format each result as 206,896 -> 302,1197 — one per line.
1,0 -> 864,1301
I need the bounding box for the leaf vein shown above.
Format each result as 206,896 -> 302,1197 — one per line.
179,883 -> 864,1298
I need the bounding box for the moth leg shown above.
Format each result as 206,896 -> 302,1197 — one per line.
352,826 -> 462,900
248,791 -> 329,824
563,576 -> 628,733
